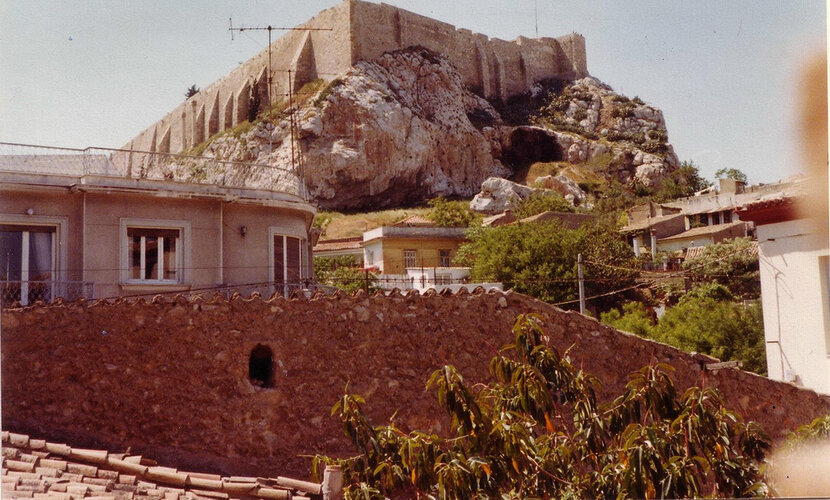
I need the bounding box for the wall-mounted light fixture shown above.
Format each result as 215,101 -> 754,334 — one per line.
26,208 -> 34,215
240,225 -> 248,238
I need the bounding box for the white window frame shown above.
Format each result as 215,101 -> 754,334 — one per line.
120,218 -> 191,285
1,214 -> 68,305
268,227 -> 307,295
439,249 -> 452,268
403,249 -> 417,269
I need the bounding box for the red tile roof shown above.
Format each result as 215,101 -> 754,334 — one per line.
1,431 -> 324,499
658,221 -> 748,242
312,237 -> 362,252
392,215 -> 434,227
737,196 -> 800,225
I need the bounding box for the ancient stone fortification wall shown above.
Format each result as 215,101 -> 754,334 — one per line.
3,291 -> 829,479
124,0 -> 587,155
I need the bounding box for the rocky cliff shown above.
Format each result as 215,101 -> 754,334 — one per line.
172,47 -> 678,210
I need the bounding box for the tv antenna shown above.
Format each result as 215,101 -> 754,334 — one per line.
228,18 -> 332,112
228,18 -> 330,198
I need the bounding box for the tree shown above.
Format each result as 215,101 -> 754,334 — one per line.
314,255 -> 377,294
455,220 -> 638,309
601,284 -> 766,375
314,314 -> 770,498
683,237 -> 760,299
184,84 -> 200,99
601,301 -> 654,337
653,294 -> 766,374
426,197 -> 482,227
513,191 -> 574,219
715,167 -> 748,183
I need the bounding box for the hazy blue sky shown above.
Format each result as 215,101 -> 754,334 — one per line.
1,1 -> 825,184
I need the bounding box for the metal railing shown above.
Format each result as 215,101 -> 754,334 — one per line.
0,280 -> 94,307
0,142 -> 307,199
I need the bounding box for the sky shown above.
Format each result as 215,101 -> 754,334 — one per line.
0,1 -> 825,184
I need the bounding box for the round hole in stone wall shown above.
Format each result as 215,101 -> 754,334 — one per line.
249,344 -> 274,388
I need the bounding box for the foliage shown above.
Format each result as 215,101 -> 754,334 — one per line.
314,255 -> 377,294
455,220 -> 638,309
601,301 -> 654,337
426,197 -> 482,227
602,283 -> 766,374
785,414 -> 830,448
314,314 -> 770,499
513,191 -> 574,219
653,294 -> 766,375
715,168 -> 748,183
184,84 -> 200,99
683,237 -> 760,299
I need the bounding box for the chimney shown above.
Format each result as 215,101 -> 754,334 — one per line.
718,178 -> 745,194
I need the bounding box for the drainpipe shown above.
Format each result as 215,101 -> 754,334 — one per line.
650,229 -> 657,255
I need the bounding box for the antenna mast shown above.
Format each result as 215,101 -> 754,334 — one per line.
228,18 -> 330,199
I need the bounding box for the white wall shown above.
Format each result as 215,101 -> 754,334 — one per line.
757,218 -> 830,394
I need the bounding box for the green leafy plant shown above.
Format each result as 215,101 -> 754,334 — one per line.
426,197 -> 482,227
314,314 -> 770,499
513,191 -> 574,218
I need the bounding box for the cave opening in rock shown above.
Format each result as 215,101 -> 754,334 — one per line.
502,128 -> 563,182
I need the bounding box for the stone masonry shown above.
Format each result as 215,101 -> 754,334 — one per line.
122,0 -> 587,155
3,290 -> 829,479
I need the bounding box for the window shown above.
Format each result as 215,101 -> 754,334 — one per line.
0,224 -> 56,305
120,218 -> 190,285
249,344 -> 274,388
366,250 -> 374,266
439,249 -> 452,267
722,211 -> 732,223
403,249 -> 417,268
711,212 -> 721,225
270,230 -> 306,295
128,227 -> 180,281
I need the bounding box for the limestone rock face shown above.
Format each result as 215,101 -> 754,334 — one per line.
534,175 -> 587,205
188,51 -> 679,210
470,177 -> 536,213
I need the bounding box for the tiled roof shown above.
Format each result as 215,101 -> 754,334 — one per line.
0,431 -> 324,500
739,195 -> 797,212
482,212 -> 517,227
312,237 -> 363,252
392,215 -> 434,227
658,221 -> 748,241
620,213 -> 685,233
513,211 -> 596,229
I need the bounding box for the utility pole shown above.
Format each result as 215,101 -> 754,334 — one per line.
577,253 -> 585,315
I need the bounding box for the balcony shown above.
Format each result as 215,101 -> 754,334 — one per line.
0,142 -> 307,200
1,280 -> 94,307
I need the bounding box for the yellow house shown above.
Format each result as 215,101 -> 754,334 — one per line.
362,216 -> 467,275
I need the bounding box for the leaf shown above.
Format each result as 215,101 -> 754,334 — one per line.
545,411 -> 555,434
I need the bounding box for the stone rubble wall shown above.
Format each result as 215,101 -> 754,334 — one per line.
3,290 -> 829,479
121,0 -> 587,156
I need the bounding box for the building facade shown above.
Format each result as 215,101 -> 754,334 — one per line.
737,195 -> 830,394
0,145 -> 315,305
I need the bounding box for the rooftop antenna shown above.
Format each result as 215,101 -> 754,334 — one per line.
229,17 -> 330,200
534,0 -> 539,38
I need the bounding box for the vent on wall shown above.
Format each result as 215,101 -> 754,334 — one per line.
249,345 -> 275,387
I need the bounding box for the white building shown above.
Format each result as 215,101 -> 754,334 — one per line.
737,194 -> 830,394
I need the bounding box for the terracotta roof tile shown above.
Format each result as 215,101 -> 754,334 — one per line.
658,221 -> 748,241
312,236 -> 363,252
1,431 -> 324,500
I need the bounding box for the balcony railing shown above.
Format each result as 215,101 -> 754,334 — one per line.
1,280 -> 94,307
0,141 -> 307,199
